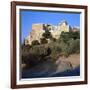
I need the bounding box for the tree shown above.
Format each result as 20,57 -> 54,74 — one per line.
71,31 -> 80,40
50,37 -> 56,42
40,38 -> 48,44
22,45 -> 49,67
42,31 -> 52,39
31,40 -> 40,46
59,31 -> 80,43
59,32 -> 70,43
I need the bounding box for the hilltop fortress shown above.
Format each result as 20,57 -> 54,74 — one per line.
25,20 -> 79,45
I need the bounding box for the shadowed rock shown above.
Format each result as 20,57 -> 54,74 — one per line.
22,57 -> 73,78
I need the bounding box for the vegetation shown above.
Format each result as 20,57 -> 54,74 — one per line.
21,31 -> 80,68
42,31 -> 52,39
57,31 -> 80,57
40,38 -> 48,44
31,40 -> 40,46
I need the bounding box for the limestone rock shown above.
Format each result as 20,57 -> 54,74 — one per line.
24,20 -> 78,45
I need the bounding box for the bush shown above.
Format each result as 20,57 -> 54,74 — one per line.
21,31 -> 80,68
22,53 -> 41,67
22,45 -> 49,67
50,43 -> 61,54
21,44 -> 32,54
49,42 -> 61,60
40,38 -> 48,44
56,31 -> 80,57
29,45 -> 48,56
31,40 -> 40,46
71,31 -> 80,40
58,31 -> 80,43
68,39 -> 80,54
59,41 -> 70,57
59,39 -> 80,57
42,31 -> 52,39
59,32 -> 70,43
50,37 -> 56,42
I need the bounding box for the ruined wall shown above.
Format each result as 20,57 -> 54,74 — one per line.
25,21 -> 74,45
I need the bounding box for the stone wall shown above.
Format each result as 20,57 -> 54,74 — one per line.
25,21 -> 76,45
25,24 -> 45,45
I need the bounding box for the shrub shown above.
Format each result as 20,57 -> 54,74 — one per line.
50,37 -> 56,42
71,31 -> 80,40
57,39 -> 80,57
49,42 -> 61,61
22,53 -> 41,67
42,31 -> 52,39
22,45 -> 49,67
68,39 -> 80,54
30,45 -> 48,56
58,31 -> 80,43
59,41 -> 69,57
21,31 -> 80,68
40,38 -> 48,44
59,32 -> 70,43
21,44 -> 32,54
31,40 -> 40,46
50,43 -> 61,54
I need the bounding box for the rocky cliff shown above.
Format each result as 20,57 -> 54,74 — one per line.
25,20 -> 78,45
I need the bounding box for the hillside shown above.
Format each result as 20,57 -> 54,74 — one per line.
24,20 -> 79,45
22,54 -> 80,78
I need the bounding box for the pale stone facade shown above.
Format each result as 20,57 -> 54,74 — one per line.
25,24 -> 45,45
25,21 -> 72,45
51,21 -> 70,39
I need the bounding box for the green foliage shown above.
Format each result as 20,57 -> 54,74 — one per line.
71,31 -> 80,40
58,41 -> 70,57
31,40 -> 40,46
21,44 -> 31,53
49,42 -> 61,54
42,31 -> 52,39
60,32 -> 70,43
40,38 -> 48,44
56,31 -> 80,57
59,39 -> 80,57
68,39 -> 80,54
22,45 -> 49,67
59,31 -> 80,43
49,42 -> 62,61
29,45 -> 48,56
21,30 -> 80,68
50,37 -> 56,42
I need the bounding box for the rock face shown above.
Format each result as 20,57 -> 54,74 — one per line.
59,54 -> 80,68
25,20 -> 77,45
22,57 -> 73,78
51,21 -> 71,39
25,24 -> 45,45
55,60 -> 72,72
22,54 -> 80,78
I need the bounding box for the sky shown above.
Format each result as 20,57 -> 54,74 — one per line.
20,10 -> 80,43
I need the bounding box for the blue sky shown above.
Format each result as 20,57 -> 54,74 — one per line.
20,10 -> 80,43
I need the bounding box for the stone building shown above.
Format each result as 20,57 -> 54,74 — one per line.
25,24 -> 45,45
51,21 -> 71,39
25,20 -> 72,45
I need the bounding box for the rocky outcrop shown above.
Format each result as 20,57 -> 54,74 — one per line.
58,54 -> 80,68
22,56 -> 73,78
55,60 -> 72,73
22,54 -> 80,78
25,20 -> 73,45
25,24 -> 45,45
